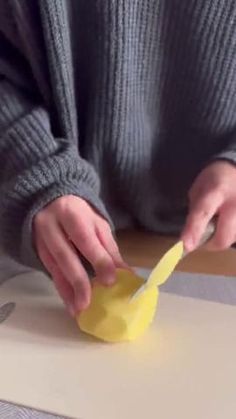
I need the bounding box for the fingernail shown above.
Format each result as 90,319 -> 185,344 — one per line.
102,275 -> 116,287
106,280 -> 115,287
75,299 -> 89,312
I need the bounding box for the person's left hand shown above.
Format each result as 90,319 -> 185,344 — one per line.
181,161 -> 236,252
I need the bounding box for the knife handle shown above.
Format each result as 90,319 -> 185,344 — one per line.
183,219 -> 216,257
198,219 -> 216,247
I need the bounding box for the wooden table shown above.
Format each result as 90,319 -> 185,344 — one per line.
117,229 -> 236,276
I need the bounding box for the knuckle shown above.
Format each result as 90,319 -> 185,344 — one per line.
55,195 -> 77,216
99,219 -> 111,232
63,205 -> 85,227
56,196 -> 71,214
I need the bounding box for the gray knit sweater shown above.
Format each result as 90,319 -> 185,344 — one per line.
1,0 -> 236,270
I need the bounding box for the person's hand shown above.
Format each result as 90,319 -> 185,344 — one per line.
33,195 -> 127,315
181,161 -> 236,252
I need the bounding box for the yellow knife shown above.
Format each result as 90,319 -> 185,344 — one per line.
130,221 -> 216,301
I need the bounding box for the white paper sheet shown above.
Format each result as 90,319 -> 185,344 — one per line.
1,271 -> 236,419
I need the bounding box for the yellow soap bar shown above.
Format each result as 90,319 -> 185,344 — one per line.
77,269 -> 158,343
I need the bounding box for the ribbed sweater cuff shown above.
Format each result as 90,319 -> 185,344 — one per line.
211,149 -> 236,167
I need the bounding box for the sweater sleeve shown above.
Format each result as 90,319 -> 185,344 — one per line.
0,79 -> 111,270
212,148 -> 236,166
205,134 -> 236,170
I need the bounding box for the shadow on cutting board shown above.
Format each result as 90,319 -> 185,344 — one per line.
0,272 -> 98,346
5,304 -> 96,344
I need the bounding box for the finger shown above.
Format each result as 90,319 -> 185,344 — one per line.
63,218 -> 117,286
95,222 -> 128,268
181,189 -> 224,252
206,204 -> 236,251
36,239 -> 75,316
40,220 -> 91,311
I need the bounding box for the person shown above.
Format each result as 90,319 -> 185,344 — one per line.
0,1 -> 236,316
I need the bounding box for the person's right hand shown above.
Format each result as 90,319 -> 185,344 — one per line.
33,195 -> 127,316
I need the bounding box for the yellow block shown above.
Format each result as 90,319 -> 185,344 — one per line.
77,269 -> 158,343
77,241 -> 184,343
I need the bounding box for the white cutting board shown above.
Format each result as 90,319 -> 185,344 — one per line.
1,271 -> 236,419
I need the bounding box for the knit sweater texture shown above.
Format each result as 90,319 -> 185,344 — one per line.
0,0 -> 236,269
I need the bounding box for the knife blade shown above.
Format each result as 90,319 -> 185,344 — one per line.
130,221 -> 216,301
